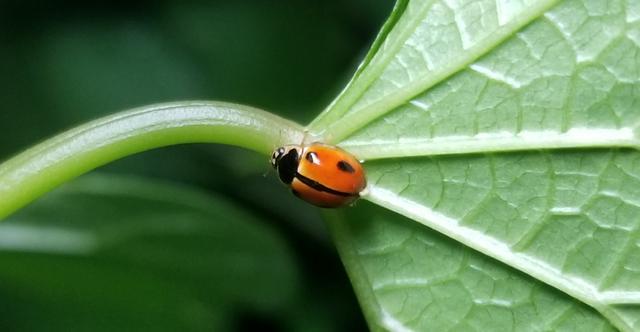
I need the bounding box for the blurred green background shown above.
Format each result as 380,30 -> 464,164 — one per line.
0,1 -> 393,331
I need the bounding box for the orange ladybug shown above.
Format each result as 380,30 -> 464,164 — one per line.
270,143 -> 366,208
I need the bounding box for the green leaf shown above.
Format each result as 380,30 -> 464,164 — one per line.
314,0 -> 640,331
0,173 -> 299,331
329,203 -> 617,331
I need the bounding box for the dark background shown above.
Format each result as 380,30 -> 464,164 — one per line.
0,0 -> 393,331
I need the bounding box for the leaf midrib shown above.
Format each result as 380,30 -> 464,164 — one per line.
341,128 -> 640,160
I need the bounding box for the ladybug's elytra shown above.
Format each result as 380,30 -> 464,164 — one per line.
271,143 -> 366,208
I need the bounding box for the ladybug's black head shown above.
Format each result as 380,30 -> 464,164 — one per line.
270,145 -> 301,184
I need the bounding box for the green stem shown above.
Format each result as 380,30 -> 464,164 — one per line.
0,101 -> 305,220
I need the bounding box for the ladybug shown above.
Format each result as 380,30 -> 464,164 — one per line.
270,143 -> 366,208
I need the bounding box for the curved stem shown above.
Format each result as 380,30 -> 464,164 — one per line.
0,101 -> 305,220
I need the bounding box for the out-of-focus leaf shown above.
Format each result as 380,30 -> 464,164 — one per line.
163,1 -> 363,122
0,173 -> 299,331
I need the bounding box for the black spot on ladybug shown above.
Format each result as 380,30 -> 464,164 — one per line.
305,152 -> 320,164
337,160 -> 355,173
